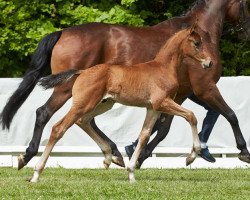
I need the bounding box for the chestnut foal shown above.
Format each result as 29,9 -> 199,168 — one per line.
34,27 -> 211,183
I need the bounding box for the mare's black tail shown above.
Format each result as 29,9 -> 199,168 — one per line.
38,69 -> 80,90
0,31 -> 62,129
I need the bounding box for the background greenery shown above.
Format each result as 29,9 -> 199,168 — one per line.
0,0 -> 249,77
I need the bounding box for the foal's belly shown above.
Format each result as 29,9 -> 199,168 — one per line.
104,92 -> 152,108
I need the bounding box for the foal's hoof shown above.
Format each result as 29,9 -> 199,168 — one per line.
17,154 -> 26,170
103,159 -> 111,169
112,156 -> 125,168
238,152 -> 250,163
186,154 -> 195,166
29,177 -> 39,183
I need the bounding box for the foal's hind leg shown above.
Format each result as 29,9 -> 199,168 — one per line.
157,98 -> 201,166
77,119 -> 113,169
76,100 -> 125,168
18,83 -> 122,169
90,119 -> 124,166
127,109 -> 159,183
30,106 -> 84,183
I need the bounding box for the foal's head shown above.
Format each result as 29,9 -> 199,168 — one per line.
181,26 -> 212,69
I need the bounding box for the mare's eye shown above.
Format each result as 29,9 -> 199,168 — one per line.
194,41 -> 200,48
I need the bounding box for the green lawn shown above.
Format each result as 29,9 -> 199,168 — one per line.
0,167 -> 249,200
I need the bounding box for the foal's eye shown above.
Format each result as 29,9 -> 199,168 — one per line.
194,41 -> 200,48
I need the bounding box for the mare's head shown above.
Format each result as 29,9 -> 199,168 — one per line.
181,25 -> 212,69
225,0 -> 250,40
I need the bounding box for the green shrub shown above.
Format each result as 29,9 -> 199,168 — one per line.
0,0 -> 249,77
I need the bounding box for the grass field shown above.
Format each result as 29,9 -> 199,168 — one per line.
0,167 -> 250,200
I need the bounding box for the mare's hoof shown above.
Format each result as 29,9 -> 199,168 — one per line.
17,154 -> 26,170
186,155 -> 195,166
112,156 -> 125,168
238,152 -> 250,163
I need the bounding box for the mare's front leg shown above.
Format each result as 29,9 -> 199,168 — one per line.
18,81 -> 74,170
195,84 -> 250,163
156,98 -> 201,166
127,109 -> 159,183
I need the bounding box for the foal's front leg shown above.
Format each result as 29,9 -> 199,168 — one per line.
157,98 -> 201,166
127,109 -> 159,183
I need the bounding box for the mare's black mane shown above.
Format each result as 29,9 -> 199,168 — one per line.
182,0 -> 207,16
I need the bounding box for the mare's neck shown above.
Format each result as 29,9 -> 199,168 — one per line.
154,0 -> 228,44
186,0 -> 227,44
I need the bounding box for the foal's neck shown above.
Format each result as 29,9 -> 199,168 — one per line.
154,31 -> 186,72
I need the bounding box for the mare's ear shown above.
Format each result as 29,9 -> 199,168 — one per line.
189,19 -> 199,34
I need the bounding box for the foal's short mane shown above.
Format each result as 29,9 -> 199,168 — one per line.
162,29 -> 189,49
161,29 -> 189,49
155,29 -> 190,60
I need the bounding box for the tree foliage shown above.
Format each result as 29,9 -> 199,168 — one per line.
0,0 -> 249,77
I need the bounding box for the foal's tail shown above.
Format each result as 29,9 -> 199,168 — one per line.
0,31 -> 62,130
38,69 -> 80,90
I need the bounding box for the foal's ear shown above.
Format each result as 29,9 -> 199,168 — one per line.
189,19 -> 199,34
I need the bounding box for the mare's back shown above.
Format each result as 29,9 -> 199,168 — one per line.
51,19 -> 187,73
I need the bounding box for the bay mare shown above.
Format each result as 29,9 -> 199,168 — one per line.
1,0 -> 250,169
32,27 -> 211,183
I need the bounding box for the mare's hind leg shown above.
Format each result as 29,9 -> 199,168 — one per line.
76,100 -> 125,168
18,82 -> 74,170
127,109 -> 159,183
30,106 -> 85,183
195,85 -> 250,163
156,98 -> 201,166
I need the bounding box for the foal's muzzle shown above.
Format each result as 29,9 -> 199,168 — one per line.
201,57 -> 212,69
